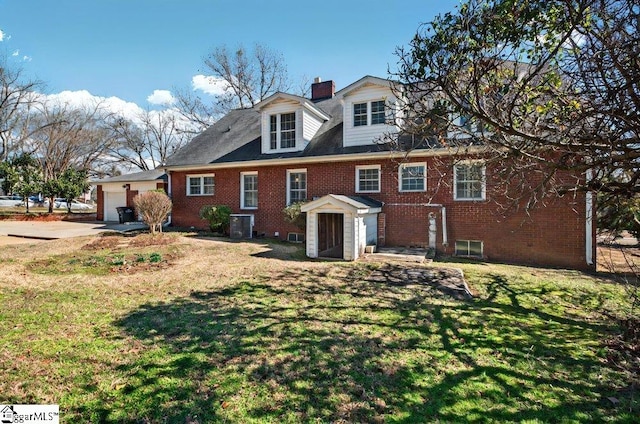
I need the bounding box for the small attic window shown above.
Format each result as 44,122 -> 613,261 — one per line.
269,112 -> 296,149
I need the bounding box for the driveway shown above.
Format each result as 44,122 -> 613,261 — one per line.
0,221 -> 147,245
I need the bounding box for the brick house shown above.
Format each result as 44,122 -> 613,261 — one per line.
97,76 -> 595,269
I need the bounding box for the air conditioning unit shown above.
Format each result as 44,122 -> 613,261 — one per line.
230,214 -> 254,239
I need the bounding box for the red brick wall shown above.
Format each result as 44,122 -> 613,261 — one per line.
96,185 -> 104,221
126,188 -> 138,208
169,156 -> 592,269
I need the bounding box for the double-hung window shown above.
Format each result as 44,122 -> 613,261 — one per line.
270,112 -> 296,150
187,174 -> 215,196
399,163 -> 426,192
454,162 -> 485,200
353,103 -> 368,127
370,100 -> 386,124
353,100 -> 386,127
356,165 -> 381,193
287,169 -> 307,205
241,172 -> 258,209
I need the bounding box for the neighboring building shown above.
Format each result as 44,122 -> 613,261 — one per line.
97,76 -> 595,269
94,169 -> 167,221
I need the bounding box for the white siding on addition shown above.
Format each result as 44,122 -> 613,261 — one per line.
343,84 -> 399,147
302,109 -> 323,145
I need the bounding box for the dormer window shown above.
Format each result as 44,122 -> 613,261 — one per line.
371,100 -> 385,124
258,92 -> 329,155
353,100 -> 386,127
270,112 -> 296,149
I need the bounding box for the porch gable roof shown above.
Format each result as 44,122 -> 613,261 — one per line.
300,194 -> 382,214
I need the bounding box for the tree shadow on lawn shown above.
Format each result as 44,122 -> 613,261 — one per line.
93,264 -> 631,422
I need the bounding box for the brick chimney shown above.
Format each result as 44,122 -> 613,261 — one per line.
311,77 -> 335,101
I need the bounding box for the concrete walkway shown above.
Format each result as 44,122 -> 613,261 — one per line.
0,220 -> 147,243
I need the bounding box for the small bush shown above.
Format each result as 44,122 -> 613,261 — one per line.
133,191 -> 172,234
199,205 -> 232,234
282,202 -> 306,230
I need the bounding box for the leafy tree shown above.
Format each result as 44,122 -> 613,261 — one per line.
58,168 -> 90,213
393,0 -> 640,212
40,177 -> 63,213
133,191 -> 172,234
0,160 -> 19,195
393,0 -> 640,353
3,153 -> 42,213
199,205 -> 232,234
39,168 -> 90,213
282,202 -> 306,230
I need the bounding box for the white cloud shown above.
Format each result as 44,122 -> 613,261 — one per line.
0,29 -> 4,42
147,89 -> 175,105
192,74 -> 229,96
41,90 -> 198,133
43,90 -> 145,121
22,55 -> 32,62
12,49 -> 19,56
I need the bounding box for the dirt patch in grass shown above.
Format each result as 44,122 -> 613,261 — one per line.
597,244 -> 640,275
30,233 -> 183,276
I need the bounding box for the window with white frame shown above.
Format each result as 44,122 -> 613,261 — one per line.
399,163 -> 426,192
187,174 -> 215,196
287,169 -> 307,204
270,112 -> 296,150
454,162 -> 485,200
353,103 -> 368,127
455,240 -> 483,257
353,100 -> 386,127
356,165 -> 381,193
241,172 -> 258,209
371,100 -> 386,124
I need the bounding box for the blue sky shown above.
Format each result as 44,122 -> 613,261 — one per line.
0,0 -> 460,109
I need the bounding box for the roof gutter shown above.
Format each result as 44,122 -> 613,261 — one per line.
164,145 -> 490,173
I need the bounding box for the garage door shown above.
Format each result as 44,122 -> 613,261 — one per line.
104,191 -> 127,222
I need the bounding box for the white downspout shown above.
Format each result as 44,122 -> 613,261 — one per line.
165,169 -> 172,226
383,203 -> 447,247
585,169 -> 593,266
441,206 -> 448,246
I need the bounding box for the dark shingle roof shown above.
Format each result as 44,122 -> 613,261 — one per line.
164,78 -> 434,168
92,169 -> 167,184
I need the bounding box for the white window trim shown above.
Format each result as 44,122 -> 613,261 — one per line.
453,161 -> 486,201
186,173 -> 215,196
286,168 -> 307,205
268,111 -> 298,152
352,99 -> 387,127
240,171 -> 258,210
355,165 -> 381,193
398,162 -> 427,193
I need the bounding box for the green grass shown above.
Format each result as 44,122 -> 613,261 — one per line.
0,236 -> 637,423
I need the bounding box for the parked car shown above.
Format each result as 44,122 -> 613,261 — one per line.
43,198 -> 94,211
0,195 -> 23,208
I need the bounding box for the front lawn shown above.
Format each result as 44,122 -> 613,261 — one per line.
0,233 -> 636,422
